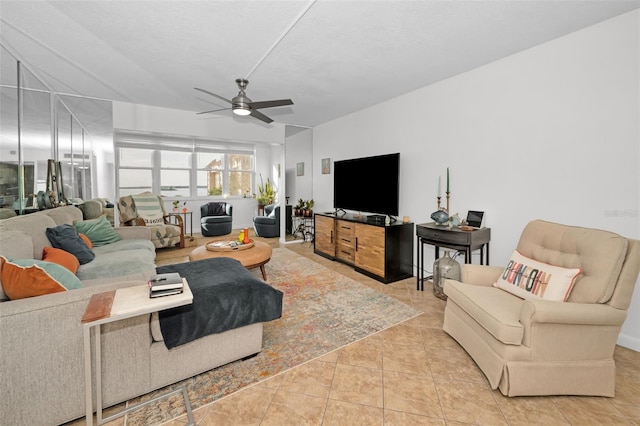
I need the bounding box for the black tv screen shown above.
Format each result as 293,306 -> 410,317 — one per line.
333,153 -> 400,217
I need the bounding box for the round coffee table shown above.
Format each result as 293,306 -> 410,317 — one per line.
188,240 -> 273,280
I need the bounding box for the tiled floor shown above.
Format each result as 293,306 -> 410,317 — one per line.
107,233 -> 640,425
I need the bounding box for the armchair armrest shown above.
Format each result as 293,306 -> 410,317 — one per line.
165,213 -> 184,228
520,300 -> 627,327
461,264 -> 504,286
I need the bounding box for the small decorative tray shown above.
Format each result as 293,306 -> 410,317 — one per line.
206,239 -> 254,252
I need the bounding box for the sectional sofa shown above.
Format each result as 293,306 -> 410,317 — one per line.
0,206 -> 265,425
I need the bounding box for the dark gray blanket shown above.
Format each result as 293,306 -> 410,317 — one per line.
156,257 -> 283,349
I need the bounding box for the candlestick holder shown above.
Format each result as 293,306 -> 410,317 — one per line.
437,196 -> 442,211
446,191 -> 450,213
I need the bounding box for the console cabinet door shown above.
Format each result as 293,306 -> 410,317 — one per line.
314,215 -> 335,257
355,223 -> 385,277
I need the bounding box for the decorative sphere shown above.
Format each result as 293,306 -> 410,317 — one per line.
431,210 -> 449,225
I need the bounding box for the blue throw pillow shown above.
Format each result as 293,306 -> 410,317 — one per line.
46,224 -> 95,265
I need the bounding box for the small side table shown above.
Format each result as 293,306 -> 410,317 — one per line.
292,215 -> 314,242
82,281 -> 194,425
178,211 -> 193,237
416,223 -> 491,291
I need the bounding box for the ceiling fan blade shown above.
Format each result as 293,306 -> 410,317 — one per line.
249,99 -> 293,110
197,107 -> 231,115
194,87 -> 232,104
249,109 -> 274,124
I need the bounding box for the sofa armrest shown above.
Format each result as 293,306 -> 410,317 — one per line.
520,300 -> 627,327
461,264 -> 504,286
115,226 -> 152,240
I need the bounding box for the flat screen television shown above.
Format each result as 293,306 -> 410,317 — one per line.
333,153 -> 400,217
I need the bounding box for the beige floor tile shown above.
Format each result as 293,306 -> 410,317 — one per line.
322,399 -> 384,426
260,389 -> 327,426
383,370 -> 443,418
436,379 -> 508,425
254,372 -> 286,390
495,394 -> 570,425
428,347 -> 487,384
336,336 -> 383,370
316,349 -> 340,363
381,322 -> 424,346
197,409 -> 262,426
553,396 -> 633,425
205,385 -> 275,424
612,370 -> 640,408
382,340 -> 432,376
278,360 -> 336,398
329,364 -> 384,408
384,409 -> 446,425
421,326 -> 462,353
611,402 -> 640,421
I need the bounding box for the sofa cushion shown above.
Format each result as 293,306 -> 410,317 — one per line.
91,238 -> 155,255
445,279 -> 525,345
76,248 -> 156,281
0,256 -> 83,300
74,215 -> 121,247
494,250 -> 581,302
46,224 -> 95,265
42,247 -> 80,274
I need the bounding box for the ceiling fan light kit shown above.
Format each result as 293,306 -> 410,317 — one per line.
232,106 -> 252,116
196,78 -> 293,124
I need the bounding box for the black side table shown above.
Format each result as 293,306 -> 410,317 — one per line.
416,223 -> 491,291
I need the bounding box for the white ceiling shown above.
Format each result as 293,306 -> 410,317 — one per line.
2,0 -> 639,128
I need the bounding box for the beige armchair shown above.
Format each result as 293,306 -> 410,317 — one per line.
443,219 -> 640,397
117,193 -> 184,249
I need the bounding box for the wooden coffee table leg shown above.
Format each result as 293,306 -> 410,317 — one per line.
259,265 -> 267,281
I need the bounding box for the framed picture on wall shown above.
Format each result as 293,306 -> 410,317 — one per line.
321,158 -> 330,174
297,162 -> 304,176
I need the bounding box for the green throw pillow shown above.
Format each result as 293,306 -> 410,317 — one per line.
74,215 -> 121,247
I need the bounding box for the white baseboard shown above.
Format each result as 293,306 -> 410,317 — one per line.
617,333 -> 640,352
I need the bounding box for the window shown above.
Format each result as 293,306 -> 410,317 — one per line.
118,148 -> 153,196
115,132 -> 255,199
161,151 -> 190,197
197,152 -> 223,196
229,154 -> 253,196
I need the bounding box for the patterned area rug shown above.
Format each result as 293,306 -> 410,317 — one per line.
126,248 -> 420,424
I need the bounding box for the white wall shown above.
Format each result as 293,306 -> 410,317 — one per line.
285,128 -> 314,206
312,11 -> 640,350
112,102 -> 286,229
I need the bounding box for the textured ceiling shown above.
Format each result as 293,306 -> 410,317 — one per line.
1,0 -> 639,128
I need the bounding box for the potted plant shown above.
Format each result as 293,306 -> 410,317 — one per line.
294,198 -> 304,216
172,200 -> 180,213
303,199 -> 314,217
257,174 -> 276,206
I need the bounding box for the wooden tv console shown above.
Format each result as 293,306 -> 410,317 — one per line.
314,212 -> 414,284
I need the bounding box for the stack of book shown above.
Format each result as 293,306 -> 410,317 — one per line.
148,272 -> 184,298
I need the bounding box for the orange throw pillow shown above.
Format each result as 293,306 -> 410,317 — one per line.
42,247 -> 80,274
78,233 -> 93,249
0,256 -> 83,300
